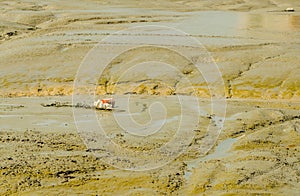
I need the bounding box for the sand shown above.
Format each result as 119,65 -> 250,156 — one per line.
0,0 -> 300,195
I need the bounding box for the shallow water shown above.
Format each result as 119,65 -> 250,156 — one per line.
184,137 -> 238,180
121,10 -> 300,45
22,10 -> 300,48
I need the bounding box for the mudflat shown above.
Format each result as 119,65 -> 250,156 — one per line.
0,0 -> 299,195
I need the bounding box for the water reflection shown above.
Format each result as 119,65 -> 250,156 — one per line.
123,10 -> 300,44
240,13 -> 300,32
176,11 -> 300,44
239,13 -> 300,41
289,15 -> 300,30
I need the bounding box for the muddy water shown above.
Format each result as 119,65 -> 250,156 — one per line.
123,10 -> 300,45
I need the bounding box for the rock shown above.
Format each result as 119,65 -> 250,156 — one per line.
6,31 -> 17,37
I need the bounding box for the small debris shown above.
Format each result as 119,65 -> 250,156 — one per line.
6,31 -> 17,37
284,8 -> 295,12
41,101 -> 72,107
94,98 -> 115,110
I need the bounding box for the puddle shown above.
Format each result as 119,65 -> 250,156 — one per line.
184,137 -> 238,180
200,138 -> 237,161
177,11 -> 242,38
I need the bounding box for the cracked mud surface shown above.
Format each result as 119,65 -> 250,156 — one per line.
1,0 -> 300,195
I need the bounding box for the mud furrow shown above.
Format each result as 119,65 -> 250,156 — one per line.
226,53 -> 283,98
